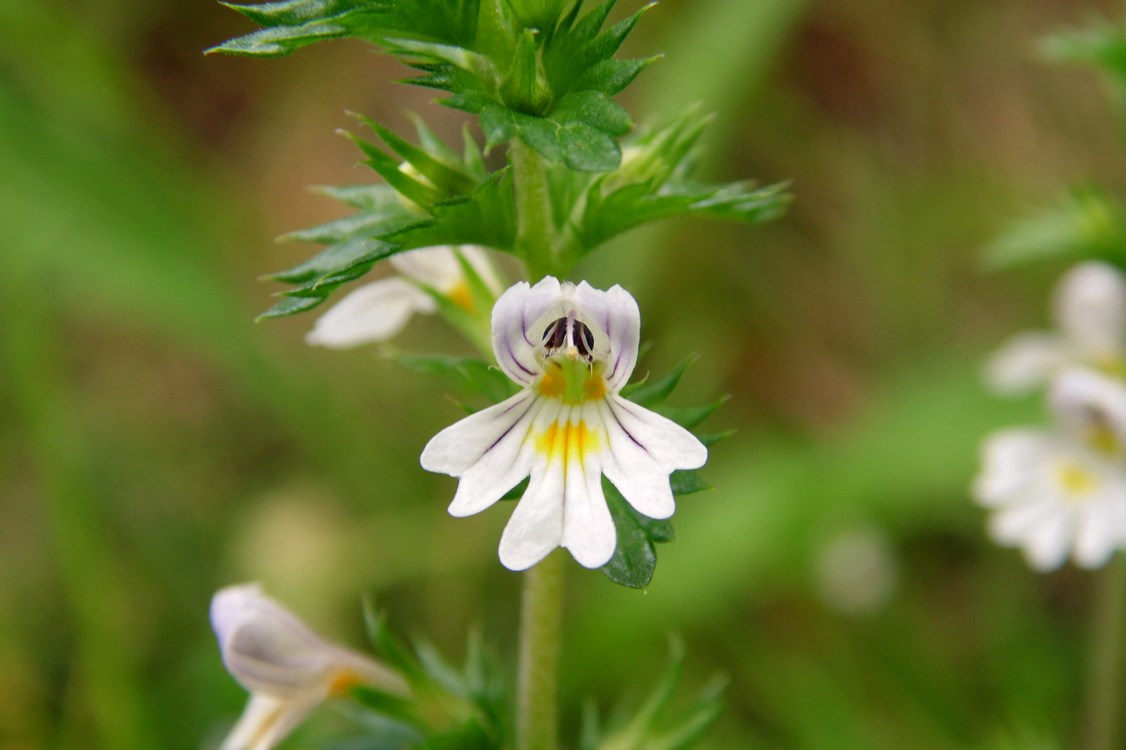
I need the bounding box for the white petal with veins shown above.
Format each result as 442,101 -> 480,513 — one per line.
305,277 -> 433,348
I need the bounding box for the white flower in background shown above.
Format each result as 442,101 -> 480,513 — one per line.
973,368 -> 1126,571
211,583 -> 408,750
813,525 -> 898,616
421,277 -> 707,570
986,261 -> 1126,395
305,245 -> 502,348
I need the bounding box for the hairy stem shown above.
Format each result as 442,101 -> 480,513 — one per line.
1086,555 -> 1126,750
510,138 -> 558,282
516,549 -> 565,750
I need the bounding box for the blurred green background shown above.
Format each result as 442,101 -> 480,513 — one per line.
2,1 -> 1122,748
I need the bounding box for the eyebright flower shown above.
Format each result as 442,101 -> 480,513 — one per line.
986,261 -> 1126,395
973,368 -> 1126,571
305,245 -> 501,348
211,583 -> 408,750
420,277 -> 708,571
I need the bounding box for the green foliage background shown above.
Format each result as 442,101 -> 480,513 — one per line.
1,1 -> 1122,748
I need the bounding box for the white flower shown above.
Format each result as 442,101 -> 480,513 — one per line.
420,277 -> 708,571
986,261 -> 1126,394
211,583 -> 408,750
973,368 -> 1126,571
305,245 -> 501,348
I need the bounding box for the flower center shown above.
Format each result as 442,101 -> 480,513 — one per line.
327,668 -> 364,697
1056,462 -> 1097,499
535,316 -> 607,404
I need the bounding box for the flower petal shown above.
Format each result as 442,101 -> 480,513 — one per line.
444,395 -> 552,518
499,460 -> 565,571
212,584 -> 332,697
571,281 -> 641,391
597,396 -> 707,519
458,245 -> 504,295
220,692 -> 320,750
421,391 -> 536,476
389,246 -> 462,289
984,332 -> 1072,395
561,408 -> 616,567
1074,498 -> 1121,569
1049,367 -> 1126,444
1023,510 -> 1072,571
491,277 -> 563,386
305,278 -> 434,348
1053,261 -> 1126,358
972,429 -> 1054,507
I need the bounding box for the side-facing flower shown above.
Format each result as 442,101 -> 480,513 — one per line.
421,277 -> 707,571
986,261 -> 1126,394
305,245 -> 502,348
211,583 -> 408,750
973,368 -> 1126,571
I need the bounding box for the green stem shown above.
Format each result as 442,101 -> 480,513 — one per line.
1085,555 -> 1126,750
510,138 -> 558,281
516,549 -> 565,750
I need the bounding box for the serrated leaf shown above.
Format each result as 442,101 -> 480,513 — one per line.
657,396 -> 729,429
620,356 -> 697,407
600,480 -> 674,589
670,470 -> 709,496
982,188 -> 1126,269
256,293 -> 325,320
356,114 -> 478,195
393,353 -> 518,405
269,235 -> 404,284
571,56 -> 656,96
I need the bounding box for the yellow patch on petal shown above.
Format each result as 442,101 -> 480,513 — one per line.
327,668 -> 364,698
536,419 -> 598,464
1056,463 -> 1097,499
445,280 -> 475,313
1096,355 -> 1125,379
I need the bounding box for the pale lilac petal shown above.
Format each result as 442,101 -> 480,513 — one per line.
597,400 -> 676,520
972,429 -> 1054,506
389,246 -> 462,289
571,282 -> 641,390
984,332 -> 1071,395
499,459 -> 565,571
1049,367 -> 1126,443
212,585 -> 331,697
1054,261 -> 1126,357
420,391 -> 537,477
491,278 -> 562,385
560,407 -> 616,567
607,396 -> 708,471
1023,511 -> 1072,571
221,693 -> 320,750
305,278 -> 434,348
445,397 -> 555,517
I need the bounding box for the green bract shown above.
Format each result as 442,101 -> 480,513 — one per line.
212,0 -> 790,316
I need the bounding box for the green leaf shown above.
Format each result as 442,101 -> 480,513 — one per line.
657,396 -> 729,429
392,353 -> 518,405
601,479 -> 674,589
620,355 -> 697,407
670,470 -> 709,496
982,188 -> 1126,269
269,235 -> 405,284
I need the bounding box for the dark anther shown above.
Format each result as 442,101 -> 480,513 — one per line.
541,317 -> 596,361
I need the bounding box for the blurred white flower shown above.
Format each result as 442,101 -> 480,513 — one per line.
973,368 -> 1126,571
305,245 -> 502,348
813,525 -> 898,616
421,277 -> 707,571
211,583 -> 407,750
986,261 -> 1126,395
